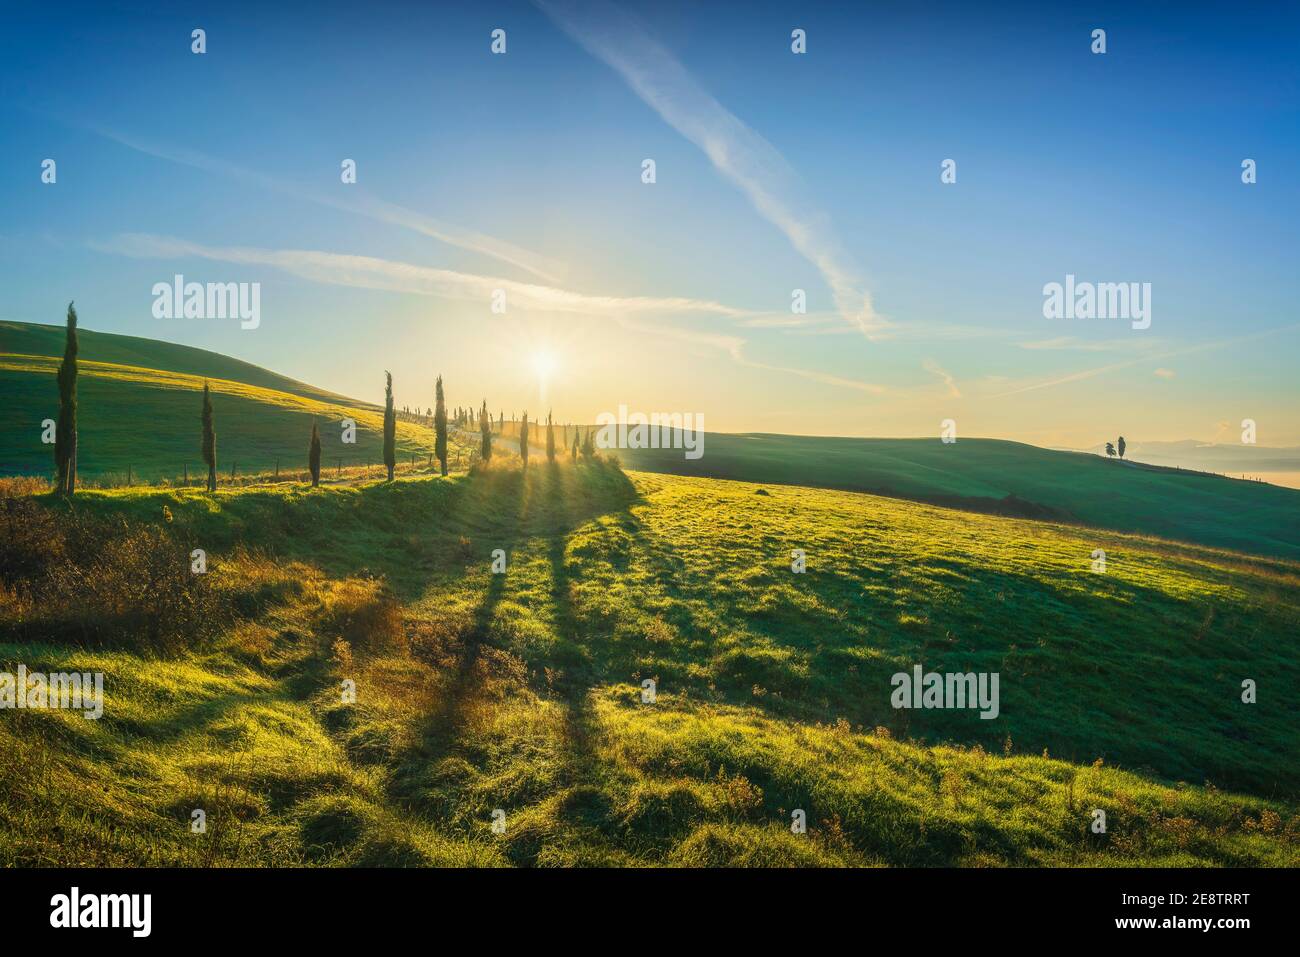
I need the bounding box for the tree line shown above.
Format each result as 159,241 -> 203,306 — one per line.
49,304 -> 600,496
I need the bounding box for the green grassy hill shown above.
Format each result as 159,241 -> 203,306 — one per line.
0,321 -> 460,482
2,463 -> 1296,866
0,320 -> 356,405
7,321 -> 1295,561
610,433 -> 1300,559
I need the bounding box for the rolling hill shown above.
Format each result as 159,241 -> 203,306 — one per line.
1076,438 -> 1300,488
608,434 -> 1300,559
0,320 -> 357,405
6,319 -> 1297,558
2,324 -> 1296,866
2,463 -> 1296,866
5,321 -> 1297,559
0,321 -> 456,482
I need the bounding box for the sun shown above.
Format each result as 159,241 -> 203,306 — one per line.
531,351 -> 558,380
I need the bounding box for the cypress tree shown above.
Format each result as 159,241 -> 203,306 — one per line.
480,399 -> 492,462
546,410 -> 556,463
581,426 -> 595,460
201,381 -> 217,492
383,371 -> 396,481
54,302 -> 79,495
309,421 -> 321,488
435,375 -> 448,476
520,412 -> 530,469
571,430 -> 579,461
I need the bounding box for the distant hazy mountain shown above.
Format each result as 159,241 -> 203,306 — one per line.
1069,439 -> 1300,476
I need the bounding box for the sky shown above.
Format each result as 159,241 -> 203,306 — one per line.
1,0 -> 1297,448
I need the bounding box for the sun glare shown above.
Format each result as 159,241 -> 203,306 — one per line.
531,351 -> 558,380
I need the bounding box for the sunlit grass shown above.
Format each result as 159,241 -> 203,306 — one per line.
1,462 -> 1296,866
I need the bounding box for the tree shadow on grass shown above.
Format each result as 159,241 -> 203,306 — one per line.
385,461 -> 639,829
612,503 -> 1300,797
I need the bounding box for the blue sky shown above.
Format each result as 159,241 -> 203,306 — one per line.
2,0 -> 1297,446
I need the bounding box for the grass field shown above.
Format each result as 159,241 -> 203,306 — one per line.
2,323 -> 1296,867
2,461 -> 1296,866
610,433 -> 1300,559
0,322 -> 469,482
6,320 -> 1296,561
0,321 -> 357,405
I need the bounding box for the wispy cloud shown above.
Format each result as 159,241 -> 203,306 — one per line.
923,358 -> 961,398
537,0 -> 881,336
992,323 -> 1300,399
1018,335 -> 1164,353
736,314 -> 837,330
99,232 -> 887,394
92,126 -> 567,284
97,233 -> 748,318
1153,367 -> 1176,379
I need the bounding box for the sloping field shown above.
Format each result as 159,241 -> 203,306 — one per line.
2,463 -> 1295,866
611,433 -> 1300,559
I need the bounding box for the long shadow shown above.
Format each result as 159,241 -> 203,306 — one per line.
613,503 -> 1300,797
385,462 -> 639,820
542,463 -> 620,847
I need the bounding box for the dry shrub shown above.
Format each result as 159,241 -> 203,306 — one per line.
0,476 -> 51,498
321,579 -> 406,656
3,517 -> 220,655
407,608 -> 480,665
50,523 -> 220,654
0,494 -> 67,581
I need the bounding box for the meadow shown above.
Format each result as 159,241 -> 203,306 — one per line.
3,321 -> 1297,867
2,460 -> 1296,866
0,321 -> 459,483
610,433 -> 1300,560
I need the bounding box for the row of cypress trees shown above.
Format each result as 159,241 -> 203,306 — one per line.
47,301 -> 595,493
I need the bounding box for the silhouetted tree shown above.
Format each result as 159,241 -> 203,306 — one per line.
582,427 -> 596,460
480,399 -> 492,462
1105,442 -> 1116,459
1117,436 -> 1126,460
383,371 -> 396,481
435,375 -> 448,476
54,302 -> 79,495
571,430 -> 579,461
546,410 -> 556,463
520,412 -> 530,468
309,422 -> 321,487
201,381 -> 217,491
